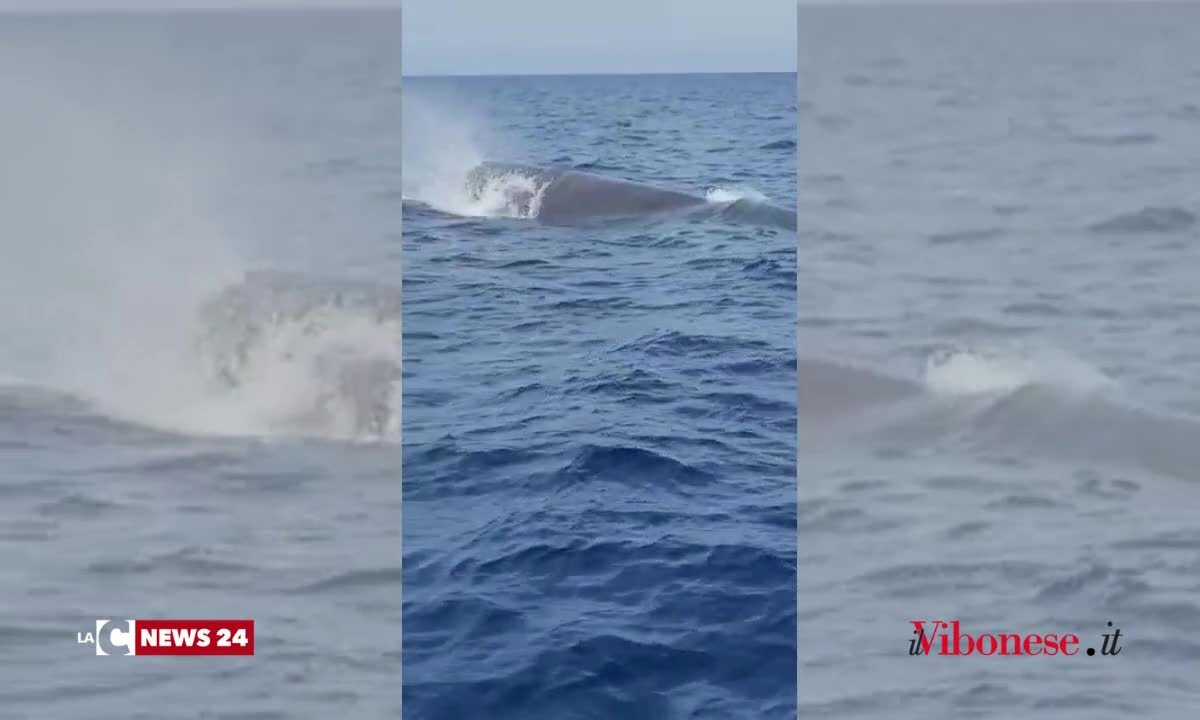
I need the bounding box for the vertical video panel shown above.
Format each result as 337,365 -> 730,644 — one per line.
799,1 -> 1200,715
403,1 -> 797,717
0,6 -> 402,718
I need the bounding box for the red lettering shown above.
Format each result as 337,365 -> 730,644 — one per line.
907,624 -> 1085,657
911,621 -> 936,656
976,634 -> 997,655
995,633 -> 1021,655
911,620 -> 950,655
950,621 -> 973,655
1060,634 -> 1079,656
1022,634 -> 1043,656
1043,633 -> 1059,656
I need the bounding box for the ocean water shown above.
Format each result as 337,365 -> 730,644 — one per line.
401,73 -> 797,718
800,3 -> 1200,717
1,10 -> 404,718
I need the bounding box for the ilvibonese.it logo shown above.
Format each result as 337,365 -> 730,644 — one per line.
80,619 -> 254,656
908,620 -> 1122,657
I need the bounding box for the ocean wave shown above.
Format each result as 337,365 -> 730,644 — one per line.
1088,206 -> 1196,234
407,442 -> 549,484
289,566 -> 405,594
21,270 -> 406,443
704,186 -> 770,204
923,345 -> 1113,396
802,346 -> 1200,481
1070,130 -> 1159,147
405,537 -> 796,718
617,330 -> 776,358
183,271 -> 403,442
568,368 -> 680,401
555,444 -> 716,489
927,227 -> 1007,245
405,631 -> 789,719
758,139 -> 796,151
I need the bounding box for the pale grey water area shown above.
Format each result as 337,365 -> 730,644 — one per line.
799,3 -> 1200,717
1,10 -> 403,718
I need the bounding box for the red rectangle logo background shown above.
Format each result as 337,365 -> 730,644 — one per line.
134,619 -> 254,656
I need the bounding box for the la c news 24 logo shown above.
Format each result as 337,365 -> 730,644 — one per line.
79,619 -> 254,656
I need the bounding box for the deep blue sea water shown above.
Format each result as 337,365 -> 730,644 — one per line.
402,73 -> 798,719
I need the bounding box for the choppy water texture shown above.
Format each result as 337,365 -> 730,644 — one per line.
403,73 -> 797,718
800,4 -> 1200,718
1,11 -> 403,718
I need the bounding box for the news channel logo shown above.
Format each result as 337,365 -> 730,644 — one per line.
79,619 -> 136,656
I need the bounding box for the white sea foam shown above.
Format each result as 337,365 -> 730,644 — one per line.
186,303 -> 402,442
402,88 -> 534,218
464,170 -> 550,219
705,186 -> 770,204
923,343 -> 1114,397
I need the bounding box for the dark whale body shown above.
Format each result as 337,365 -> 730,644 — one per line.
466,161 -> 795,231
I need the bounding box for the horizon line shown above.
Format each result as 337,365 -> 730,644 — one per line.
0,4 -> 399,15
405,70 -> 795,79
0,0 -> 1190,13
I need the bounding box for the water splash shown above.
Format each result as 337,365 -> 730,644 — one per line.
0,60 -> 398,443
191,284 -> 402,443
401,87 -> 520,217
923,343 -> 1114,397
705,186 -> 770,204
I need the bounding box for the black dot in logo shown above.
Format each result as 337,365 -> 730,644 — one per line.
1107,621 -> 1113,627
1087,648 -> 1095,656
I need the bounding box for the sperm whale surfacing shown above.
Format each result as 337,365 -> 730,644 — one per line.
465,161 -> 797,231
466,161 -> 702,223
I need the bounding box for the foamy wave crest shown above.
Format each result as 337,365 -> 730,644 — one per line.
924,344 -> 1113,397
801,352 -> 1200,481
12,272 -> 404,444
192,310 -> 401,443
705,186 -> 770,204
185,272 -> 403,442
462,168 -> 549,218
407,156 -> 549,220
